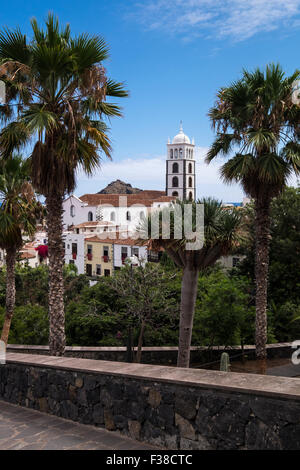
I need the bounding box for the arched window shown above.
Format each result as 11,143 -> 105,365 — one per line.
174,149 -> 178,158
191,150 -> 193,158
126,211 -> 131,221
189,163 -> 192,174
88,211 -> 93,222
189,149 -> 191,158
189,192 -> 193,201
172,162 -> 179,173
70,205 -> 75,217
170,149 -> 173,159
110,211 -> 115,222
189,177 -> 193,188
172,176 -> 178,188
186,148 -> 189,158
172,191 -> 179,197
179,148 -> 183,158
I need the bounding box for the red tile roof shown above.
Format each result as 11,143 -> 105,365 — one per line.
79,193 -> 175,207
73,221 -> 114,229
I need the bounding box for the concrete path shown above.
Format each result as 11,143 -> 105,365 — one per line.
0,400 -> 157,450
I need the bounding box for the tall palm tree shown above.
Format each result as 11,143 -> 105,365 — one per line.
0,156 -> 40,344
206,64 -> 300,360
0,14 -> 128,355
138,198 -> 242,367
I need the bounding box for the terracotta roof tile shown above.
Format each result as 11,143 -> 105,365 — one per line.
79,193 -> 175,207
73,220 -> 114,229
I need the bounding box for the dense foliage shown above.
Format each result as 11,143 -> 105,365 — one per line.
2,184 -> 300,350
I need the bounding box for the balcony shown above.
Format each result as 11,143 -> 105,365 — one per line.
102,255 -> 110,263
72,253 -> 77,260
87,253 -> 93,261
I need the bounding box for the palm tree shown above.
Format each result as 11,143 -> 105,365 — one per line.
0,14 -> 128,355
138,198 -> 242,368
0,156 -> 40,344
206,64 -> 300,360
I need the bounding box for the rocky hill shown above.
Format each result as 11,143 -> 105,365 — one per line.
98,180 -> 142,194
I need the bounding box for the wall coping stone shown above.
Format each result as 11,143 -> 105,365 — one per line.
7,342 -> 292,352
5,352 -> 300,401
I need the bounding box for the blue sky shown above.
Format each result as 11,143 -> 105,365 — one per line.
1,0 -> 300,201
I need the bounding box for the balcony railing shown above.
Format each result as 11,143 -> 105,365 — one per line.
102,255 -> 110,262
72,252 -> 77,260
87,253 -> 93,261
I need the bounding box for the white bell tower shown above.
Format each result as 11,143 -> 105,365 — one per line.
166,122 -> 196,200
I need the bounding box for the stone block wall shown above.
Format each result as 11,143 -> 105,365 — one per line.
0,353 -> 300,450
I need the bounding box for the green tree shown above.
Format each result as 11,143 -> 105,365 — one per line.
193,270 -> 256,348
0,14 -> 128,355
139,198 -> 242,367
110,262 -> 178,363
0,156 -> 40,344
0,304 -> 49,345
206,64 -> 300,359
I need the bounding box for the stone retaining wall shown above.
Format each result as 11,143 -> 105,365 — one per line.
0,353 -> 300,449
6,342 -> 292,365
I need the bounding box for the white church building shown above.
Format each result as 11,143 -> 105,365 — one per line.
62,125 -> 197,275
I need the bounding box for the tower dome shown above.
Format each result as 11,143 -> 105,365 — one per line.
172,122 -> 190,144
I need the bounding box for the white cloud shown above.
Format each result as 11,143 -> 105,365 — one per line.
76,147 -> 246,202
131,0 -> 300,41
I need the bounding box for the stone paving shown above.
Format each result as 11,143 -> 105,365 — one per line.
0,400 -> 158,450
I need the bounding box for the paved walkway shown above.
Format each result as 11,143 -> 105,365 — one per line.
0,400 -> 157,450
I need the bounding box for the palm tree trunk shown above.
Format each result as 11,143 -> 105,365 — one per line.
1,246 -> 16,345
177,266 -> 199,368
136,320 -> 146,363
46,192 -> 66,356
254,198 -> 271,361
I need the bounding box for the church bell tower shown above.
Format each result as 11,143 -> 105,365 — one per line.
166,123 -> 196,200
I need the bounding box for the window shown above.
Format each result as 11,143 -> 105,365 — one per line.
132,247 -> 139,257
87,244 -> 92,254
86,264 -> 92,276
172,176 -> 178,188
70,205 -> 75,217
174,149 -> 178,158
104,269 -> 110,277
189,163 -> 192,174
172,162 -> 178,173
72,243 -> 77,255
170,149 -> 173,159
189,192 -> 193,201
121,247 -> 128,264
69,260 -> 74,265
179,148 -> 183,158
140,211 -> 145,220
186,148 -> 189,158
88,211 -> 93,222
189,177 -> 193,188
103,246 -> 109,257
126,211 -> 131,221
172,191 -> 178,197
76,228 -> 79,234
110,211 -> 115,222
96,264 -> 101,275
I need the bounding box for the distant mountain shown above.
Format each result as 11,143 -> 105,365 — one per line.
98,180 -> 143,194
